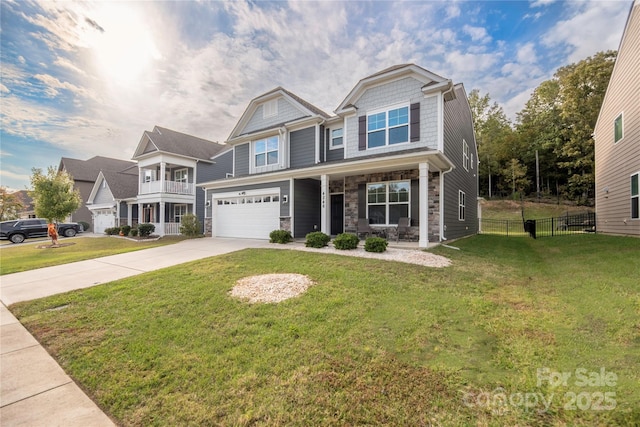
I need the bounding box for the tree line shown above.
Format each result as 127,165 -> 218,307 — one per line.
471,50 -> 616,205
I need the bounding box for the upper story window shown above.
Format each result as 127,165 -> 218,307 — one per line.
367,181 -> 410,225
463,140 -> 469,171
254,136 -> 279,168
632,172 -> 639,219
367,105 -> 409,149
174,169 -> 188,183
144,170 -> 154,182
263,99 -> 278,118
614,113 -> 623,143
331,128 -> 343,149
459,190 -> 466,221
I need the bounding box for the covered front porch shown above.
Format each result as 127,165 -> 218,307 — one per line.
130,201 -> 193,236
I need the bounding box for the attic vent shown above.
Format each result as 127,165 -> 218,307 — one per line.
263,99 -> 278,118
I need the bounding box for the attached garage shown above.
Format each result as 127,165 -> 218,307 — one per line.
213,192 -> 280,239
92,208 -> 116,234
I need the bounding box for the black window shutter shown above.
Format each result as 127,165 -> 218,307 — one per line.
410,102 -> 420,142
326,128 -> 330,148
358,116 -> 366,151
358,184 -> 366,218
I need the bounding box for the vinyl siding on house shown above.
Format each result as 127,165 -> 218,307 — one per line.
243,98 -> 309,135
234,143 -> 250,177
344,77 -> 439,159
442,85 -> 478,240
93,182 -> 114,205
293,178 -> 321,238
594,0 -> 640,236
290,127 -> 316,169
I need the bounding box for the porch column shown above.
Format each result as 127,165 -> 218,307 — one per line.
159,202 -> 165,236
320,174 -> 329,234
127,203 -> 132,226
138,203 -> 143,225
160,162 -> 166,192
419,163 -> 429,248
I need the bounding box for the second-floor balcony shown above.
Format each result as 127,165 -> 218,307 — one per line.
140,180 -> 195,195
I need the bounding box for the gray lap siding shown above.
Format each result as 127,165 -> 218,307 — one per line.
293,178 -> 321,238
290,127 -> 316,169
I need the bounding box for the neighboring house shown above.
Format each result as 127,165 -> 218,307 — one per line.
14,190 -> 36,219
86,167 -> 139,234
59,156 -> 137,230
594,0 -> 640,237
199,64 -> 478,247
129,126 -> 230,236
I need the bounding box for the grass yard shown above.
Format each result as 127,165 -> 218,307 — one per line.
10,234 -> 640,426
0,236 -> 185,275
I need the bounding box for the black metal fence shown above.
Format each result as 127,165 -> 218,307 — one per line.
480,212 -> 596,238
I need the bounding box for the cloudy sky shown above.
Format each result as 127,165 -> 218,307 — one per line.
0,0 -> 632,191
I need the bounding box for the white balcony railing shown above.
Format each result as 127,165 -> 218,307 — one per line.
140,180 -> 194,195
149,222 -> 181,236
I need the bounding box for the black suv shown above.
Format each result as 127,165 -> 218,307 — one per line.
0,219 -> 83,244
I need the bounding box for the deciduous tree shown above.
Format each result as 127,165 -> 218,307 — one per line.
29,166 -> 81,222
0,187 -> 24,220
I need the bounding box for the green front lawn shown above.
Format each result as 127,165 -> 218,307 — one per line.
10,235 -> 640,426
0,236 -> 185,275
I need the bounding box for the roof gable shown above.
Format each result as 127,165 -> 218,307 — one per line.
132,126 -> 227,161
228,87 -> 331,141
87,169 -> 139,204
335,64 -> 450,114
59,156 -> 136,182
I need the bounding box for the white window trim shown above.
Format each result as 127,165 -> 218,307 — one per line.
174,168 -> 188,183
173,204 -> 188,223
366,102 -> 410,150
614,112 -> 624,144
366,180 -> 411,226
252,135 -> 280,173
463,140 -> 469,171
459,190 -> 466,221
330,127 -> 344,150
632,171 -> 639,220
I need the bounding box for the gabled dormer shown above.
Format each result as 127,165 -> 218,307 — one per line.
335,64 -> 453,159
227,87 -> 331,176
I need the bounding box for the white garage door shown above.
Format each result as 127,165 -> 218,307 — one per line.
93,209 -> 115,234
214,194 -> 280,239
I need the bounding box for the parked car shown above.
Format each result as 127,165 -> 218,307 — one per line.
0,219 -> 83,244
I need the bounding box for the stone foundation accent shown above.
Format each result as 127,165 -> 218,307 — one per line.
204,218 -> 212,237
279,217 -> 291,232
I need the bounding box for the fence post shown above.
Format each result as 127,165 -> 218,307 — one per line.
552,217 -> 554,237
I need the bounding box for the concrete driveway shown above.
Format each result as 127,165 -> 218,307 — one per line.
1,237 -> 269,426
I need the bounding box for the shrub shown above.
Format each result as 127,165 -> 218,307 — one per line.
269,229 -> 293,244
180,214 -> 202,238
78,221 -> 90,232
120,225 -> 131,236
305,231 -> 330,248
333,233 -> 359,250
365,236 -> 388,253
129,228 -> 138,237
137,223 -> 155,237
104,227 -> 120,235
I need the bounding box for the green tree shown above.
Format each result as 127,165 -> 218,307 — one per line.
29,166 -> 81,222
468,89 -> 515,197
0,187 -> 24,220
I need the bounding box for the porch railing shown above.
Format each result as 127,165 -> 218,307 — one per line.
140,180 -> 194,195
149,222 -> 181,236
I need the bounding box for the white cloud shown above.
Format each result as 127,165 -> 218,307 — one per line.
531,0 -> 557,7
0,83 -> 9,93
463,25 -> 491,43
516,42 -> 538,64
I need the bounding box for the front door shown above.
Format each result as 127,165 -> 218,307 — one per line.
330,194 -> 344,236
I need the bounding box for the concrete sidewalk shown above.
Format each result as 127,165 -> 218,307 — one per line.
0,237 -> 268,426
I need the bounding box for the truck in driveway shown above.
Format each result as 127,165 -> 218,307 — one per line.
0,219 -> 83,244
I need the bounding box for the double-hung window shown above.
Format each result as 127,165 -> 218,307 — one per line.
331,128 -> 343,148
367,181 -> 410,225
632,173 -> 639,219
254,136 -> 279,168
463,140 -> 469,171
175,169 -> 187,183
614,113 -> 623,143
459,190 -> 466,221
367,106 -> 409,149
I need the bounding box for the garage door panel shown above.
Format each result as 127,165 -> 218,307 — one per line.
215,196 -> 279,239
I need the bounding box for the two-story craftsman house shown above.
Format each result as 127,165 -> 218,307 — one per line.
200,64 -> 478,247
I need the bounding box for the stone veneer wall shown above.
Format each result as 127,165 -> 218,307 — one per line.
343,169 -> 440,242
204,218 -> 212,237
280,217 -> 291,232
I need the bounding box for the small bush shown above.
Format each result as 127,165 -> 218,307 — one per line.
137,223 -> 155,237
120,225 -> 131,236
78,221 -> 90,232
365,236 -> 388,253
104,227 -> 120,235
180,214 -> 202,238
269,229 -> 292,244
305,231 -> 330,248
333,233 -> 359,250
129,228 -> 138,237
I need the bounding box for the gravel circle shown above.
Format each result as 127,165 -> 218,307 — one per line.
230,273 -> 315,304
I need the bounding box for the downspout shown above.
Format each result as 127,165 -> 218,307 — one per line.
439,166 -> 453,241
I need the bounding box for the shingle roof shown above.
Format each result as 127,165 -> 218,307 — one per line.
143,127 -> 228,160
101,170 -> 139,200
60,156 -> 136,182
